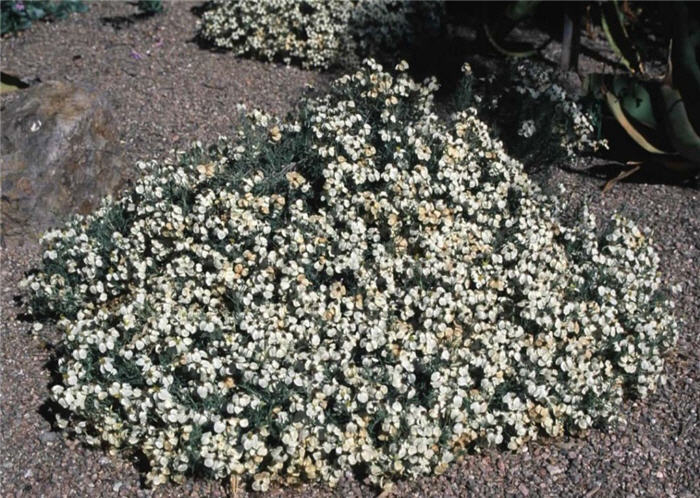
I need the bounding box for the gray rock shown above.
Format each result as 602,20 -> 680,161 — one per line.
1,81 -> 126,247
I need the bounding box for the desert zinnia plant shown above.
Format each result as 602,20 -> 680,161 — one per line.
22,59 -> 678,492
198,0 -> 442,70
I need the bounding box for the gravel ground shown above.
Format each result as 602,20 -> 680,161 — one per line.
1,2 -> 698,497
0,1 -> 332,185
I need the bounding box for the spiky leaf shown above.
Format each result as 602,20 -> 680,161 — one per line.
611,76 -> 658,130
601,0 -> 643,73
659,84 -> 700,164
604,89 -> 669,155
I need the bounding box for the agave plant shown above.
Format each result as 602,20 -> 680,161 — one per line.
479,1 -> 646,72
587,2 -> 700,190
598,0 -> 644,74
480,1 -> 699,187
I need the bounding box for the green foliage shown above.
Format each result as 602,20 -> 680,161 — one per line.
1,0 -> 87,36
457,60 -> 607,171
600,0 -> 643,74
479,1 -> 547,59
588,2 -> 700,174
135,0 -> 162,15
479,0 -> 699,177
199,0 -> 444,70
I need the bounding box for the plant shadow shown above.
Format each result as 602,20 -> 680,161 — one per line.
100,11 -> 157,31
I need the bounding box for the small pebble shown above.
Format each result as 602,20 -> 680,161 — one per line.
39,431 -> 58,443
547,465 -> 565,476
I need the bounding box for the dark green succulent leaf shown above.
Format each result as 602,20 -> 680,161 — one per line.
136,1 -> 163,14
505,1 -> 540,22
604,89 -> 669,155
1,1 -> 88,36
25,5 -> 45,19
587,73 -> 669,154
600,0 -> 643,73
689,30 -> 700,48
610,75 -> 658,130
659,84 -> 700,164
670,2 -> 700,133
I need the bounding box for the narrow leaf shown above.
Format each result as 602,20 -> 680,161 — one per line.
659,84 -> 700,164
601,1 -> 643,73
611,75 -> 658,130
602,164 -> 640,193
604,90 -> 669,154
484,24 -> 538,58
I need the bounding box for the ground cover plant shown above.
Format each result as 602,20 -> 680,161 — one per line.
199,0 -> 609,172
135,0 -> 163,15
198,0 -> 443,70
1,0 -> 87,36
21,59 -> 679,492
457,61 -> 608,171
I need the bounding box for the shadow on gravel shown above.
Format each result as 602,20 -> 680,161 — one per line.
100,12 -> 155,30
190,2 -> 214,18
37,354 -> 69,429
186,3 -> 228,52
562,162 -> 699,190
101,2 -> 163,31
12,293 -> 33,323
187,32 -> 229,53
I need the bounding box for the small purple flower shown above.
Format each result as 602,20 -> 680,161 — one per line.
130,49 -> 143,60
14,2 -> 25,11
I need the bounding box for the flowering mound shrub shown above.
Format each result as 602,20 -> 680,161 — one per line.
198,0 -> 442,70
22,60 -> 678,492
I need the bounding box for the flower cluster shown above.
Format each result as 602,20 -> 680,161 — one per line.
22,60 -> 677,492
460,61 -> 608,168
512,62 -> 608,157
198,0 -> 442,70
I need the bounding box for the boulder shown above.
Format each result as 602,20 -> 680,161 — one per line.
1,81 -> 126,248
